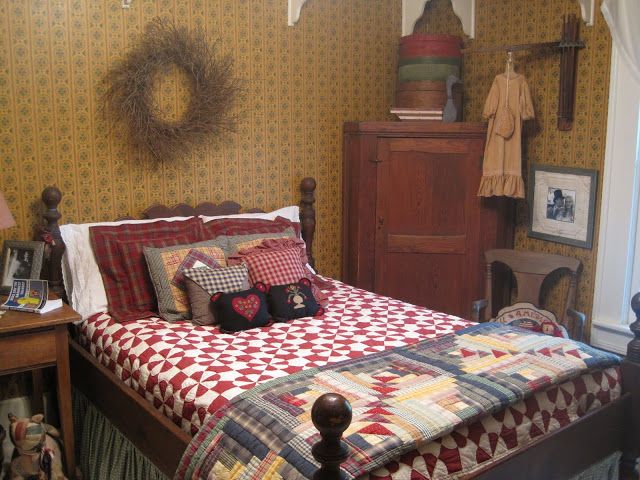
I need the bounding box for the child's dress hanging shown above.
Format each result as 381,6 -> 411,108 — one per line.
477,67 -> 534,198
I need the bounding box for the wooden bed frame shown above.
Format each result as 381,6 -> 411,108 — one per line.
38,178 -> 640,480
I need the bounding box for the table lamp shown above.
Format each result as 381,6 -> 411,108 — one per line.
0,191 -> 16,230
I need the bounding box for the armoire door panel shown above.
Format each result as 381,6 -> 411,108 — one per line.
380,153 -> 471,236
386,234 -> 466,254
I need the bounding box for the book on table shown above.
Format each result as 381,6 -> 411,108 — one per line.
1,279 -> 63,314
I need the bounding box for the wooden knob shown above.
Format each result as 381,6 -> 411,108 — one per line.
311,393 -> 352,436
300,177 -> 317,194
632,292 -> 640,319
311,393 -> 352,480
41,186 -> 62,209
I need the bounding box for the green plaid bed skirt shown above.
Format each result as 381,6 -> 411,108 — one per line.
72,387 -> 620,480
72,389 -> 169,480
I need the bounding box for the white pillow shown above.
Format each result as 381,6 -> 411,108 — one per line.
60,217 -> 192,320
199,205 -> 299,225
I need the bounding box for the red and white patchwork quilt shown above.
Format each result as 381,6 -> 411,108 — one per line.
78,279 -> 470,434
78,279 -> 621,478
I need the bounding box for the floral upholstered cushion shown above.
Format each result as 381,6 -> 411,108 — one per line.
493,302 -> 569,338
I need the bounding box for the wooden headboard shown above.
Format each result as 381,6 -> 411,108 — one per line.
39,177 -> 317,300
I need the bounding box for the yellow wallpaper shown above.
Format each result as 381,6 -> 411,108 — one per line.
0,0 -> 402,279
416,0 -> 612,330
0,0 -> 612,331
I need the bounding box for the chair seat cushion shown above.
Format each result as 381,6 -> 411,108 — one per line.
493,302 -> 569,338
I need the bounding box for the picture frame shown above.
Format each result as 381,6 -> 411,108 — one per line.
528,164 -> 597,249
0,240 -> 45,294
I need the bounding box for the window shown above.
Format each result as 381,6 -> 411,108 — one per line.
591,44 -> 640,354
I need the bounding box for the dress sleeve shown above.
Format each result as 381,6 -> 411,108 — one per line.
520,77 -> 535,120
482,77 -> 500,119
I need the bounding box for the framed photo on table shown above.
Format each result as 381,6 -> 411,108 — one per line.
0,240 -> 45,294
528,164 -> 597,249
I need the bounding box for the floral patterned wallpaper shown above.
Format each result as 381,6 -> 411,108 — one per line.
0,0 -> 401,280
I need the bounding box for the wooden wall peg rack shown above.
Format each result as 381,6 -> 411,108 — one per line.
463,15 -> 584,131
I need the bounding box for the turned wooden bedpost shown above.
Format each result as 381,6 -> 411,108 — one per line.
622,292 -> 640,477
300,177 -> 316,269
40,186 -> 66,300
311,393 -> 352,480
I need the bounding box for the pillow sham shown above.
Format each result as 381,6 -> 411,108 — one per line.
216,228 -> 296,256
183,264 -> 250,325
210,282 -> 270,333
267,278 -> 324,321
493,302 -> 569,338
90,217 -> 203,322
60,216 -> 193,319
144,241 -> 226,322
202,215 -> 300,239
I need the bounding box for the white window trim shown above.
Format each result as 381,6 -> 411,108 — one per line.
591,45 -> 640,354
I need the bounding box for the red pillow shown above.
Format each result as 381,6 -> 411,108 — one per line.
228,239 -> 327,305
202,216 -> 301,238
90,218 -> 203,322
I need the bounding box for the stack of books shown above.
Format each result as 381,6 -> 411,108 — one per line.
390,107 -> 443,121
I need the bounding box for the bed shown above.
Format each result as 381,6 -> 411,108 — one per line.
37,178 -> 640,480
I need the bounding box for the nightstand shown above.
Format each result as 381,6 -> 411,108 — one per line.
0,299 -> 80,479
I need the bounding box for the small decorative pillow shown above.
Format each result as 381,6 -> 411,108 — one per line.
144,241 -> 226,322
228,238 -> 328,305
267,278 -> 324,321
493,302 -> 569,338
211,282 -> 270,332
183,265 -> 250,325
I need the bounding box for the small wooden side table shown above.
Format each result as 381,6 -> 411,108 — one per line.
0,299 -> 80,479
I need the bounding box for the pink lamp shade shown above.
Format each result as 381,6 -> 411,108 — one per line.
0,191 -> 16,230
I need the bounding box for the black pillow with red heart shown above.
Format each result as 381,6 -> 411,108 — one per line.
267,278 -> 325,321
210,282 -> 271,333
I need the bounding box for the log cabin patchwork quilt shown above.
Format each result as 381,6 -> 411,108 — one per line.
175,323 -> 620,480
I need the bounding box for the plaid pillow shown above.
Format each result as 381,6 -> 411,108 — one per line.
183,265 -> 250,325
90,217 -> 203,322
144,241 -> 226,322
228,239 -> 328,306
202,216 -> 300,238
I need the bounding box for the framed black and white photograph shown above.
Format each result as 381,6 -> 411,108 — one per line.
0,240 -> 45,293
528,164 -> 597,248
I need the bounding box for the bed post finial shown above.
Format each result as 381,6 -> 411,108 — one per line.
40,186 -> 66,299
311,393 -> 351,480
621,292 -> 640,477
628,292 -> 640,363
300,177 -> 316,269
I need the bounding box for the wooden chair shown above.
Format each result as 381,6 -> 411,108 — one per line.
471,249 -> 585,341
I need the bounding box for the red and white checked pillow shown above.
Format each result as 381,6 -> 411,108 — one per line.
90,217 -> 203,322
228,238 -> 327,305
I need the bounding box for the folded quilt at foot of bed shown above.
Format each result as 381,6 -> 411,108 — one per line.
175,323 -> 620,480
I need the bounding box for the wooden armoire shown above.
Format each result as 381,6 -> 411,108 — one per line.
342,122 -> 513,319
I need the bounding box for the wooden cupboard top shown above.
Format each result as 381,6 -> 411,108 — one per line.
344,121 -> 487,136
0,295 -> 80,335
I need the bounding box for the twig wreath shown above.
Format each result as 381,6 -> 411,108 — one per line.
103,19 -> 240,163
